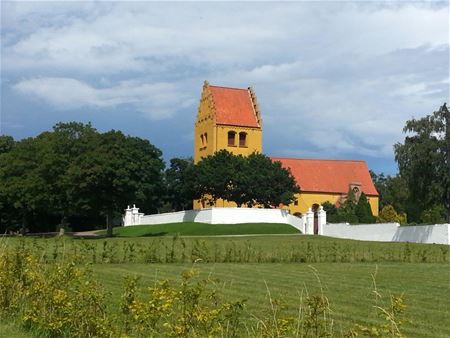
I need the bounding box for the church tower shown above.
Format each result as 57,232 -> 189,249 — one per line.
194,81 -> 263,164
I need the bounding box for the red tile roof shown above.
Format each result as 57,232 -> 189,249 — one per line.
271,157 -> 379,196
209,85 -> 260,128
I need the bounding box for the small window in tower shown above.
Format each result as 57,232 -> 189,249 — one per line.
200,134 -> 204,146
204,133 -> 208,144
228,131 -> 236,146
239,132 -> 247,147
294,200 -> 298,206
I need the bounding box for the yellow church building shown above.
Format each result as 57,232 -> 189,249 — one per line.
194,81 -> 379,216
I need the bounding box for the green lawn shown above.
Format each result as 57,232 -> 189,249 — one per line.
1,235 -> 450,337
93,262 -> 450,337
106,222 -> 300,237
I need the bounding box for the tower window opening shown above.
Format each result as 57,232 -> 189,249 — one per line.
239,132 -> 247,147
200,134 -> 204,146
204,133 -> 208,144
228,131 -> 236,146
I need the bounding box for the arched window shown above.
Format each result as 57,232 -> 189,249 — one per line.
204,133 -> 208,144
228,131 -> 236,146
239,132 -> 247,147
200,134 -> 204,146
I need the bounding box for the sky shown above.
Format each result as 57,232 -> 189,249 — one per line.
1,1 -> 449,175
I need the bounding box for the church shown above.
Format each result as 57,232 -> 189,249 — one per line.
194,81 -> 379,216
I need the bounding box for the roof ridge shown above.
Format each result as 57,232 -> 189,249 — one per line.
209,85 -> 248,91
270,157 -> 367,163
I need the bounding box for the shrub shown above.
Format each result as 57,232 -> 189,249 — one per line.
420,205 -> 447,224
0,248 -> 115,337
355,192 -> 376,223
121,268 -> 246,337
378,205 -> 407,224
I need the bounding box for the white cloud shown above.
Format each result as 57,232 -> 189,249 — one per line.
4,3 -> 447,75
2,1 -> 449,163
13,77 -> 194,119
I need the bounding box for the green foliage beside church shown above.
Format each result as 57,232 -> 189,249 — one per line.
323,190 -> 376,224
190,150 -> 300,208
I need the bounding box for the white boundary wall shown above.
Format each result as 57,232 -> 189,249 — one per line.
323,223 -> 450,245
125,207 -> 305,232
393,224 -> 450,244
323,223 -> 400,242
123,206 -> 449,245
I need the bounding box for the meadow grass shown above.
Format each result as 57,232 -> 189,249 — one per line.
92,262 -> 450,337
103,222 -> 300,236
3,234 -> 449,264
0,319 -> 29,338
1,235 -> 449,337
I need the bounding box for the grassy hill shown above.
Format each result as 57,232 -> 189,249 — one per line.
106,222 -> 300,237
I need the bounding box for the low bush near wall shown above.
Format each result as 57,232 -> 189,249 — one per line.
0,248 -> 408,338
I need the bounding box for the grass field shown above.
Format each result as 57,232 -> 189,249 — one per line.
105,222 -> 300,236
1,234 -> 450,337
3,234 -> 449,264
0,320 -> 29,338
93,262 -> 450,337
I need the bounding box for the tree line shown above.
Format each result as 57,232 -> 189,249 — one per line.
324,103 -> 449,225
0,123 -> 299,235
0,123 -> 166,235
371,103 -> 450,224
1,103 -> 448,233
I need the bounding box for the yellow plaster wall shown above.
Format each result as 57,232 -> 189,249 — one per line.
215,125 -> 262,157
194,88 -> 217,164
368,197 -> 379,216
195,124 -> 262,164
286,192 -> 379,216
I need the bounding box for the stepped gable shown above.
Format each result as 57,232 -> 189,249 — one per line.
208,85 -> 260,128
271,157 -> 379,196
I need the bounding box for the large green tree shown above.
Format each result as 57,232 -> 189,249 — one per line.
165,158 -> 194,211
41,122 -> 99,228
191,150 -> 245,206
0,135 -> 16,232
0,123 -> 165,234
370,171 -> 410,214
247,153 -> 300,207
0,137 -> 50,232
69,130 -> 165,236
0,135 -> 15,154
192,150 -> 300,208
394,103 -> 450,222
